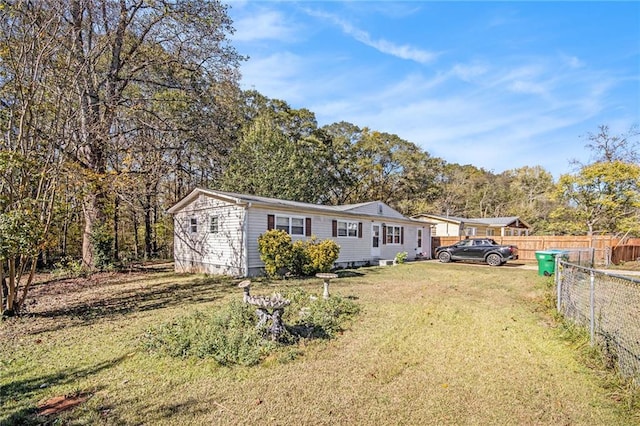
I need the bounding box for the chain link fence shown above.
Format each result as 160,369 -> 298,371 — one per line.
561,248 -> 595,268
556,259 -> 640,381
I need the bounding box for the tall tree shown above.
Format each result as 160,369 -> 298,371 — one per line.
502,166 -> 556,231
554,161 -> 640,236
551,125 -> 640,236
0,5 -> 65,314
221,111 -> 331,203
2,0 -> 243,269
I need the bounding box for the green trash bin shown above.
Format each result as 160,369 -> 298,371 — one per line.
534,250 -> 567,276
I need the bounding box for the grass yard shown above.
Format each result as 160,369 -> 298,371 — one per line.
1,261 -> 638,425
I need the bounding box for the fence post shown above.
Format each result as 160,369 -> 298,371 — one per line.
589,271 -> 595,346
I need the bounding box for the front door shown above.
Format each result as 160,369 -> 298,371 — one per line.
371,224 -> 381,258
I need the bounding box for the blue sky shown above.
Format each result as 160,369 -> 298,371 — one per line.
227,1 -> 639,178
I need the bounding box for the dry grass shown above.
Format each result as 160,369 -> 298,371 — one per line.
608,260 -> 640,272
1,261 -> 637,425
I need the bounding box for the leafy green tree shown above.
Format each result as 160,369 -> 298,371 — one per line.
318,126 -> 443,213
222,105 -> 332,203
430,163 -> 489,217
1,0 -> 243,269
551,125 -> 640,236
554,161 -> 640,235
0,7 -> 64,314
502,166 -> 556,232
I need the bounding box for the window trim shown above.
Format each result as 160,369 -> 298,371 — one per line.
386,225 -> 402,245
275,215 -> 306,236
337,220 -> 359,238
209,216 -> 219,233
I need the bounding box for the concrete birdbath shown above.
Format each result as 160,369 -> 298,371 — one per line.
316,272 -> 338,299
239,281 -> 290,339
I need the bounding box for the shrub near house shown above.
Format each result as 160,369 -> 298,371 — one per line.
258,230 -> 340,278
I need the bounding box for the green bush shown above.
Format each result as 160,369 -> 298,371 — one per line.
257,231 -> 341,278
257,230 -> 293,278
142,300 -> 273,366
282,287 -> 360,339
90,224 -> 115,270
394,251 -> 408,264
52,256 -> 87,279
305,238 -> 340,273
290,239 -> 311,276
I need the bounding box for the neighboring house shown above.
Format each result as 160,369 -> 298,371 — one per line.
167,189 -> 433,277
413,213 -> 531,237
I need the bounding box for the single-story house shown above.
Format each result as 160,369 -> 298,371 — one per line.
413,213 -> 531,237
167,189 -> 433,277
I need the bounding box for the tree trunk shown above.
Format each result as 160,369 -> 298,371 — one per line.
132,210 -> 139,259
3,258 -> 17,316
0,261 -> 6,316
81,192 -> 98,269
114,195 -> 120,261
152,204 -> 158,257
144,188 -> 152,260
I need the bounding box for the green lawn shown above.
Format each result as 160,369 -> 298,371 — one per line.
1,262 -> 638,425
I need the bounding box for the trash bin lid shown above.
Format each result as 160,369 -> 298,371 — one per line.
536,249 -> 568,255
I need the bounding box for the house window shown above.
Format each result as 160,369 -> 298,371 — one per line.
337,221 -> 358,237
486,228 -> 494,236
209,216 -> 219,233
276,216 -> 305,236
386,226 -> 401,244
190,217 -> 198,233
417,229 -> 422,248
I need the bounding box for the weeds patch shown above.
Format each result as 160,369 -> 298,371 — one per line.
142,289 -> 360,366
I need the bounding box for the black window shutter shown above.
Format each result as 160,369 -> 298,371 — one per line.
305,218 -> 312,236
267,214 -> 275,230
382,226 -> 387,245
358,222 -> 363,238
401,227 -> 404,244
332,220 -> 337,237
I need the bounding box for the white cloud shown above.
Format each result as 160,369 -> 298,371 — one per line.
450,63 -> 489,82
306,9 -> 438,64
232,10 -> 297,42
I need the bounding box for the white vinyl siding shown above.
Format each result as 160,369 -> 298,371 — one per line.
172,191 -> 433,276
173,194 -> 246,276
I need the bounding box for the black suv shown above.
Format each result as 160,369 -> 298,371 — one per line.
435,238 -> 518,266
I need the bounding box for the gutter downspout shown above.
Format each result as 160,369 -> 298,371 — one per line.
242,202 -> 251,277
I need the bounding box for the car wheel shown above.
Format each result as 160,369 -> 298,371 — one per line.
486,253 -> 502,266
438,251 -> 451,263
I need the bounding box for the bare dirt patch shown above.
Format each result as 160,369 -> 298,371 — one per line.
1,264 -> 182,342
37,393 -> 89,416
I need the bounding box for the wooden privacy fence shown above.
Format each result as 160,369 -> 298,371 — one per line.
431,235 -> 636,265
612,245 -> 640,264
